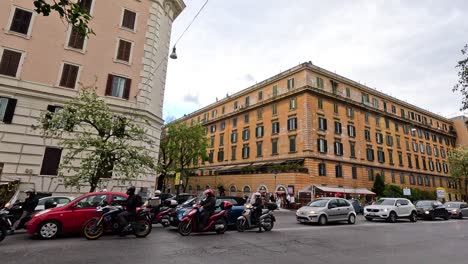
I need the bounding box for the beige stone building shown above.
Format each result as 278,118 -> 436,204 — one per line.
0,0 -> 185,195
450,116 -> 468,147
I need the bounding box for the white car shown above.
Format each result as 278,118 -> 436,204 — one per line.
35,196 -> 75,211
364,198 -> 417,223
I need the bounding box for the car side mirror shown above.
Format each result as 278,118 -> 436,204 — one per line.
396,203 -> 401,207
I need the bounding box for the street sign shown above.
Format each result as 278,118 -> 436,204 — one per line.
175,172 -> 181,185
403,188 -> 411,196
436,187 -> 445,199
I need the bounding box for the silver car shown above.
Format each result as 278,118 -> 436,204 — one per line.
296,197 -> 357,225
445,202 -> 468,219
35,196 -> 75,211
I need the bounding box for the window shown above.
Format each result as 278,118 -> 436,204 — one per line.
244,113 -> 249,123
334,121 -> 342,134
441,148 -> 446,158
377,149 -> 385,163
443,163 -> 449,173
106,74 -> 131,99
217,149 -> 224,162
348,125 -> 356,137
383,102 -> 387,112
400,174 -> 406,184
401,108 -> 406,118
334,141 -> 343,156
319,163 -> 326,176
365,129 -> 371,141
59,63 -> 79,88
376,132 -> 383,144
210,125 -> 216,133
231,131 -> 238,143
76,194 -> 108,209
396,136 -> 401,148
372,98 -> 379,108
242,129 -> 250,140
422,157 -> 427,170
317,138 -> 328,153
0,97 -> 17,124
210,136 -> 215,148
9,8 -> 33,35
409,112 -> 415,120
335,165 -> 343,178
256,142 -> 263,157
245,96 -> 250,107
366,147 -> 374,161
221,106 -> 225,114
290,98 -> 297,110
398,151 -> 403,166
0,49 -> 22,77
255,125 -> 264,138
316,77 -> 324,88
415,155 -> 420,169
121,9 -> 136,30
288,117 -> 297,131
257,108 -> 263,120
411,128 -> 416,137
391,105 -> 396,113
391,173 -> 395,183
368,168 -> 374,181
232,117 -> 237,127
68,26 -> 85,50
436,160 -> 441,172
388,150 -> 394,165
331,81 -> 338,94
318,98 -> 323,109
231,146 -> 236,160
407,154 -> 413,168
410,175 -> 415,185
426,145 -> 432,155
375,116 -> 381,127
220,121 -> 225,131
434,146 -> 439,157
116,39 -> 132,62
420,143 -> 425,154
395,123 -> 399,132
219,134 -> 224,146
258,91 -> 263,100
287,78 -> 295,89
272,103 -> 278,116
40,147 -> 62,175
405,139 -> 410,151
365,113 -> 369,123
242,144 -> 250,159
212,110 -> 217,119
289,136 -> 296,152
429,159 -> 434,171
272,121 -> 280,134
318,117 -> 327,131
412,142 -> 418,152
78,0 -> 93,12
272,139 -> 278,155
234,101 -> 238,110
346,87 -> 351,97
417,175 -> 423,186
272,85 -> 278,96
362,93 -> 370,104
350,142 -> 356,158
385,119 -> 390,129
386,135 -> 393,146
208,150 -> 214,163
333,103 -> 339,114
417,129 -> 423,138
352,167 -> 357,179
346,107 -> 354,118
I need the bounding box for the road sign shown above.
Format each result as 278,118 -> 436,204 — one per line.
403,188 -> 411,196
436,187 -> 445,199
175,172 -> 181,185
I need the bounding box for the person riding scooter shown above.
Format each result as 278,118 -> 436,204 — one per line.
10,188 -> 38,234
117,186 -> 142,231
251,192 -> 263,232
199,189 -> 216,229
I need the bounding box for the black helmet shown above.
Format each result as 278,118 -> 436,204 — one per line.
126,186 -> 136,195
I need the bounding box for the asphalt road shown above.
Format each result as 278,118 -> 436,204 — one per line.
1,211 -> 468,264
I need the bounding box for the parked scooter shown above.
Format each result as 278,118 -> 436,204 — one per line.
178,201 -> 233,236
236,202 -> 277,232
0,208 -> 12,242
82,201 -> 152,240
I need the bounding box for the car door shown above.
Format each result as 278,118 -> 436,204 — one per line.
67,194 -> 109,233
327,199 -> 340,222
337,199 -> 351,220
434,201 -> 444,217
396,199 -> 408,216
461,203 -> 468,217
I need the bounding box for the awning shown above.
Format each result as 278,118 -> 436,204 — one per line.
217,165 -> 238,172
315,186 -> 375,196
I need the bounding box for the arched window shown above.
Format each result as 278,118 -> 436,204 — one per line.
229,185 -> 237,195
243,185 -> 251,195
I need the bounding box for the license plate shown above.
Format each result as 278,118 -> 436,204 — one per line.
299,219 -> 306,223
368,213 -> 375,216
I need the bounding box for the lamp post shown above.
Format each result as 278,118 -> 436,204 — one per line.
274,170 -> 278,194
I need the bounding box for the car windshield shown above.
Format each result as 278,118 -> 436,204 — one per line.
374,199 -> 396,206
445,203 -> 460,208
307,199 -> 328,207
416,201 -> 433,207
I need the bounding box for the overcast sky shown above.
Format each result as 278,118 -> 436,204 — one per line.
163,0 -> 468,123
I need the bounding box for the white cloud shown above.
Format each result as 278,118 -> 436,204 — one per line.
164,0 -> 468,120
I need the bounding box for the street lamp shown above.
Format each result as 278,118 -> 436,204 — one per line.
170,46 -> 178,59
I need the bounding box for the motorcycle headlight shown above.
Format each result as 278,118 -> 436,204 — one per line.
424,211 -> 430,214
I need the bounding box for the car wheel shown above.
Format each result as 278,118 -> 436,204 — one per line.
458,213 -> 463,219
430,213 -> 436,221
348,214 -> 356,225
365,217 -> 372,221
38,220 -> 60,239
387,212 -> 397,223
318,215 -> 327,226
443,212 -> 450,221
409,211 -> 418,222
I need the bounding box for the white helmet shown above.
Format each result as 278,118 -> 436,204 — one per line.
253,192 -> 261,197
154,190 -> 161,195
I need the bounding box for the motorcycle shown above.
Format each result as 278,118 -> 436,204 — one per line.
0,208 -> 12,242
146,199 -> 178,227
82,201 -> 152,240
178,201 -> 233,236
236,202 -> 277,232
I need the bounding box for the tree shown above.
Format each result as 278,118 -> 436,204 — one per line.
33,0 -> 94,37
372,174 -> 385,197
38,87 -> 155,192
453,44 -> 468,110
383,185 -> 403,198
156,122 -> 208,193
448,146 -> 468,200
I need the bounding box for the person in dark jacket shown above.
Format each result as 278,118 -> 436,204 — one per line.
118,186 -> 142,231
11,189 -> 39,232
199,189 -> 216,229
252,192 -> 263,232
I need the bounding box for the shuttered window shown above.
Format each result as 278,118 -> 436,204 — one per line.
10,8 -> 32,34
122,9 -> 136,30
59,63 -> 79,88
106,74 -> 131,99
0,97 -> 17,124
40,147 -> 62,176
117,39 -> 132,62
68,26 -> 85,50
0,49 -> 22,77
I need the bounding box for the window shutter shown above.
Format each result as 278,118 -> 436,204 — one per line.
105,75 -> 113,95
317,139 -> 320,152
123,78 -> 131,99
0,50 -> 22,77
324,140 -> 328,153
59,64 -> 71,87
287,119 -> 291,130
2,98 -> 17,124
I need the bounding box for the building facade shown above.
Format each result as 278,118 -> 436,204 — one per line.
450,116 -> 468,147
0,0 -> 185,195
176,62 -> 461,201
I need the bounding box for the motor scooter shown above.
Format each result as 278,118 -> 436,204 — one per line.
236,202 -> 277,232
178,201 -> 233,236
146,199 -> 178,227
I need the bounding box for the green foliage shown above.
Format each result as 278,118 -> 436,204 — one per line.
38,87 -> 155,192
33,0 -> 94,37
156,122 -> 208,192
448,146 -> 468,199
383,185 -> 403,198
410,188 -> 436,201
372,173 -> 385,197
453,44 -> 468,110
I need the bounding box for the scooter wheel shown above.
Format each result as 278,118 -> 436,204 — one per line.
178,221 -> 192,236
216,219 -> 227,234
236,218 -> 247,232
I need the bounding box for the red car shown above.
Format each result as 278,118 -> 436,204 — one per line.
27,191 -> 127,239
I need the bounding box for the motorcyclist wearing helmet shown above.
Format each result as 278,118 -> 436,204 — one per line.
117,186 -> 142,231
11,188 -> 39,233
199,189 -> 216,229
252,192 -> 263,232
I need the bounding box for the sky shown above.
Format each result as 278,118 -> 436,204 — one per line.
163,0 -> 468,123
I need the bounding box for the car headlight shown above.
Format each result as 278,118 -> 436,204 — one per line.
34,209 -> 51,217
309,210 -> 316,214
382,208 -> 388,212
245,204 -> 252,209
452,209 -> 458,213
424,211 -> 430,214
